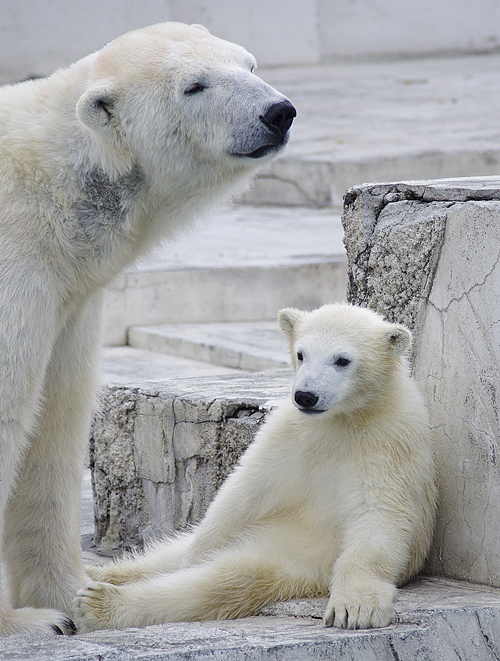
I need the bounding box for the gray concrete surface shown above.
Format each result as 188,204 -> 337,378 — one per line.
251,53 -> 500,207
131,205 -> 345,271
3,0 -> 500,81
101,346 -> 242,385
103,206 -> 347,345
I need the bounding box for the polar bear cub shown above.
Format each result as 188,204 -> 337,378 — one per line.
0,22 -> 295,636
75,303 -> 436,631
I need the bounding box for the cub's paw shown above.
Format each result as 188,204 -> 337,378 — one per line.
323,581 -> 396,629
1,606 -> 77,636
74,582 -> 123,632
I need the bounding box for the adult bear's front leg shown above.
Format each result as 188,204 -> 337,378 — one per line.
4,292 -> 103,618
0,262 -> 76,635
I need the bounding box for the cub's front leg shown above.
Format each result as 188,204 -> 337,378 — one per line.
323,523 -> 407,629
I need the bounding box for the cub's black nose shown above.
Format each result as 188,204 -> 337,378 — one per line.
294,391 -> 319,409
260,100 -> 296,140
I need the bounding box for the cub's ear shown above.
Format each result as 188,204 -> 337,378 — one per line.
278,308 -> 305,343
385,324 -> 412,357
76,84 -> 119,133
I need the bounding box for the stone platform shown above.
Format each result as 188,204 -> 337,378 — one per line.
89,370 -> 291,550
2,579 -> 500,660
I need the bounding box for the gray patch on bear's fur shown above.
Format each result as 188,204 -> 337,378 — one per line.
76,164 -> 144,231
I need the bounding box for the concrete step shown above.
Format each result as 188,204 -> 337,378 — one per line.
101,345 -> 245,386
128,320 -> 290,372
249,54 -> 500,207
103,205 -> 347,345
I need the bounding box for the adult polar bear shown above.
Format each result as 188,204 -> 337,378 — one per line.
75,304 -> 436,631
0,23 -> 295,635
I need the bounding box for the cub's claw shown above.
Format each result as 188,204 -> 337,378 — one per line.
323,583 -> 395,629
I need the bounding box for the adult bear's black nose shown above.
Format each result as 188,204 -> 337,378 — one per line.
260,100 -> 296,140
294,391 -> 319,409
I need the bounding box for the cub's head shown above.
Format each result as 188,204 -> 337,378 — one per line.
278,303 -> 412,417
76,22 -> 295,183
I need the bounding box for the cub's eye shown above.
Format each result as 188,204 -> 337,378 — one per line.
335,357 -> 351,368
184,82 -> 206,95
296,351 -> 303,361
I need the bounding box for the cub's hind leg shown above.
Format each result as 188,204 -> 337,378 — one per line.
87,533 -> 193,585
75,551 -> 318,631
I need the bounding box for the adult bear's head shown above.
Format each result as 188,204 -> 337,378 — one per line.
76,22 -> 296,185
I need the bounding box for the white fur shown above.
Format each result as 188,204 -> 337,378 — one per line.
75,304 -> 436,632
0,22 -> 293,636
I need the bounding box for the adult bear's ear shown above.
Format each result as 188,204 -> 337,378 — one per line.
191,24 -> 210,34
278,308 -> 304,343
76,84 -> 119,133
385,324 -> 412,357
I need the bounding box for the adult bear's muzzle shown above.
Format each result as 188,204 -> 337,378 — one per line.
231,96 -> 296,160
244,100 -> 296,159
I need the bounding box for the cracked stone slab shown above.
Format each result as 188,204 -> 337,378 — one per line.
90,370 -> 291,552
342,176 -> 500,334
343,176 -> 500,588
1,578 -> 499,660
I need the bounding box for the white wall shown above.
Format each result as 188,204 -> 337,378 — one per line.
0,0 -> 172,82
318,0 -> 500,60
168,0 -> 320,67
1,0 -> 500,83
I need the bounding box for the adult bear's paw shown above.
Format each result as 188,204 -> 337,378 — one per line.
1,606 -> 76,636
323,580 -> 396,629
74,582 -> 123,632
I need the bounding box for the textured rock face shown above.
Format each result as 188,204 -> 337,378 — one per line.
90,372 -> 291,551
343,176 -> 500,587
343,189 -> 447,345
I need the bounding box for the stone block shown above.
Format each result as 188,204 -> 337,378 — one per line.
90,371 -> 291,552
343,176 -> 500,586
